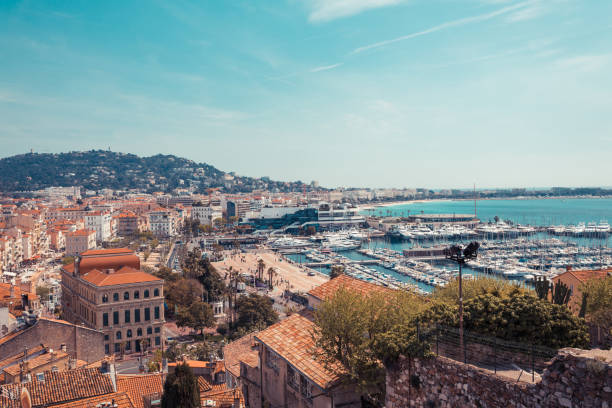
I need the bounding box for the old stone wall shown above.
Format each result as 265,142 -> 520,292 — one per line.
386,348 -> 611,408
0,318 -> 104,363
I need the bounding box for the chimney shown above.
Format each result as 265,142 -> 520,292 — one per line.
60,343 -> 67,352
566,265 -> 572,272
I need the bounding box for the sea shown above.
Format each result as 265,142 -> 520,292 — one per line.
284,198 -> 612,293
362,197 -> 612,226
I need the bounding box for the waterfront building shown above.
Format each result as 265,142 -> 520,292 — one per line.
407,213 -> 479,227
60,248 -> 165,356
227,200 -> 252,220
65,229 -> 96,256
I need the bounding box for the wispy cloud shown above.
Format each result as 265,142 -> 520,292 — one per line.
310,63 -> 343,72
306,0 -> 405,23
554,54 -> 611,72
351,1 -> 531,54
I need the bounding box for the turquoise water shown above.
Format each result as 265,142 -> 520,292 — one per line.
363,198 -> 612,226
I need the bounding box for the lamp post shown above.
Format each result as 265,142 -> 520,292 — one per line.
444,241 -> 479,357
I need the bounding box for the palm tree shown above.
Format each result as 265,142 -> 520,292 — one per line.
257,259 -> 265,282
267,267 -> 277,290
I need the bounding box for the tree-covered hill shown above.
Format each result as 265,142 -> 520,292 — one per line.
0,150 -> 308,193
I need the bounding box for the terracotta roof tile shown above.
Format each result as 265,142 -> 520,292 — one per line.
81,266 -> 161,287
307,274 -> 392,302
0,345 -> 46,370
570,268 -> 611,283
116,374 -> 163,408
51,392 -> 134,408
0,367 -> 114,407
200,386 -> 245,408
223,333 -> 259,378
2,350 -> 69,377
255,313 -> 342,390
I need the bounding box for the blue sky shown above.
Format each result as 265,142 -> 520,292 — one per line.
1,0 -> 611,189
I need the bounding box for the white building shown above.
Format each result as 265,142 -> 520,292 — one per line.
85,211 -> 112,242
149,210 -> 176,237
191,205 -> 223,226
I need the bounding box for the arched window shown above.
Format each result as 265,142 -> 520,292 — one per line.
144,290 -> 150,298
153,288 -> 160,297
116,331 -> 122,340
113,293 -> 119,302
137,328 -> 142,337
127,329 -> 132,338
102,294 -> 108,303
134,291 -> 139,299
147,327 -> 152,335
124,292 -> 129,301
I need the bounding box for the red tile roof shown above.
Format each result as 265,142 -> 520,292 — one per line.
67,229 -> 95,237
223,333 -> 259,378
569,268 -> 611,283
81,266 -> 162,287
2,350 -> 69,377
80,248 -> 134,256
307,274 -> 392,302
117,374 -> 163,408
0,367 -> 115,408
255,313 -> 342,390
63,249 -> 141,275
51,392 -> 135,408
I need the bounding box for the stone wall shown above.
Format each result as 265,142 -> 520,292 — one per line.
0,318 -> 104,363
386,348 -> 611,408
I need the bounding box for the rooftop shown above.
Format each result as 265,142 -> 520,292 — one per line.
223,332 -> 259,378
255,312 -> 342,390
307,274 -> 392,302
116,374 -> 163,408
81,266 -> 162,287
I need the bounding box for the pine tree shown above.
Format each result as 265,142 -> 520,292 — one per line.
161,361 -> 200,408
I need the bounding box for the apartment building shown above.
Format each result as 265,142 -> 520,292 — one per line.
192,204 -> 223,226
85,211 -> 113,242
149,210 -> 176,237
65,229 -> 97,256
115,211 -> 147,236
60,248 -> 165,356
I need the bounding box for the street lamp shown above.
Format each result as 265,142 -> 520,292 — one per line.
444,241 -> 479,356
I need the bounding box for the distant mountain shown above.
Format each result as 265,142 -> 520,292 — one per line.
0,150 -> 310,193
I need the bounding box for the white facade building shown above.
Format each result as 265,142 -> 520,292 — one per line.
149,210 -> 176,237
191,205 -> 223,226
85,211 -> 112,242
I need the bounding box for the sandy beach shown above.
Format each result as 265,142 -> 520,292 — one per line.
212,250 -> 328,295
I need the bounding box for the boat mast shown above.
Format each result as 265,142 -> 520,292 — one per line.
473,183 -> 477,218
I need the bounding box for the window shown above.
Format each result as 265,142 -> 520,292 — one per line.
154,307 -> 160,320
154,288 -> 160,297
137,328 -> 142,337
144,308 -> 150,321
116,331 -> 122,340
113,311 -> 119,325
266,348 -> 279,372
113,293 -> 119,302
134,309 -> 140,323
124,310 -> 130,324
154,327 -> 160,333
127,329 -> 132,338
105,344 -> 110,354
155,336 -> 160,346
300,375 -> 312,401
102,294 -> 108,303
114,343 -> 120,353
103,313 -> 109,327
147,327 -> 152,335
144,290 -> 150,298
134,291 -> 139,299
124,292 -> 129,301
287,366 -> 298,390
126,341 -> 131,351
104,334 -> 109,341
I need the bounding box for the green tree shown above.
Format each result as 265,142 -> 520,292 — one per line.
580,275 -> 612,329
177,301 -> 216,335
330,265 -> 345,280
161,361 -> 201,408
432,276 -> 528,304
36,285 -> 50,301
551,280 -> 572,305
313,288 -> 429,404
61,256 -> 75,265
234,293 -> 279,333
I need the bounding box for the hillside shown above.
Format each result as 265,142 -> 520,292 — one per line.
0,150 -> 308,193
